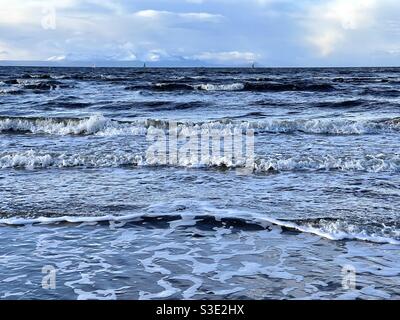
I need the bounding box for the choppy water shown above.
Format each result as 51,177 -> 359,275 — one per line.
0,67 -> 399,299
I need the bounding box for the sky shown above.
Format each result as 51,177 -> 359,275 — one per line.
0,0 -> 400,66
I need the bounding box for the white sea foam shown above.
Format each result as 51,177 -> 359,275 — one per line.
0,115 -> 107,135
248,118 -> 393,135
0,211 -> 398,245
256,216 -> 400,245
0,88 -> 21,95
1,150 -> 399,173
0,115 -> 145,136
196,83 -> 245,91
156,118 -> 395,135
252,154 -> 400,173
0,150 -> 144,169
0,115 -> 398,136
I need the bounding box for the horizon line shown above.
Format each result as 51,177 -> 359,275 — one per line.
0,61 -> 399,69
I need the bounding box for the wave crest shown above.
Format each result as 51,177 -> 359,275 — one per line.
0,212 -> 397,245
0,115 -> 144,136
1,115 -> 399,136
125,81 -> 336,92
1,150 -> 399,173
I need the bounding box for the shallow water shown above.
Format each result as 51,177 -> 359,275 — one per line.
0,67 -> 399,299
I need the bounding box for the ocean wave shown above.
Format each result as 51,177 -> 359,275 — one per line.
21,73 -> 52,79
2,78 -> 73,91
0,150 -> 144,170
252,154 -> 400,173
3,79 -> 19,85
1,150 -> 399,173
197,83 -> 245,91
22,82 -> 61,91
363,87 -> 400,97
312,99 -> 367,108
259,216 -> 400,245
242,82 -> 335,92
126,83 -> 194,91
0,88 -> 24,95
246,118 -> 399,134
0,212 -> 398,245
125,81 -> 336,92
0,115 -> 109,135
0,115 -> 399,136
332,77 -> 391,83
0,115 -> 144,136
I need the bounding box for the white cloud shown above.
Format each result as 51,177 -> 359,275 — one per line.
192,51 -> 260,63
180,12 -> 223,22
308,30 -> 343,56
1,0 -> 400,65
323,0 -> 376,30
134,10 -> 166,19
306,0 -> 377,56
0,41 -> 40,60
144,49 -> 170,62
134,10 -> 223,23
47,55 -> 66,61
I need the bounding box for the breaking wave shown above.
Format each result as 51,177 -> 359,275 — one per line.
0,88 -> 24,95
0,115 -> 144,136
1,149 -> 399,173
1,78 -> 72,91
0,211 -> 398,245
0,115 -> 399,136
125,81 -> 336,92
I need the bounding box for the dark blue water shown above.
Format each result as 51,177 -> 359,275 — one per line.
0,67 -> 399,299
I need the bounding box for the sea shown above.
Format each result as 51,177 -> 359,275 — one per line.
0,66 -> 399,299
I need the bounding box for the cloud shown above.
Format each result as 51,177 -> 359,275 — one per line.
1,0 -> 400,66
180,12 -> 224,22
308,29 -> 343,57
0,40 -> 39,60
306,0 -> 377,56
192,51 -> 260,63
47,55 -> 66,61
134,10 -> 224,23
144,49 -> 170,62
